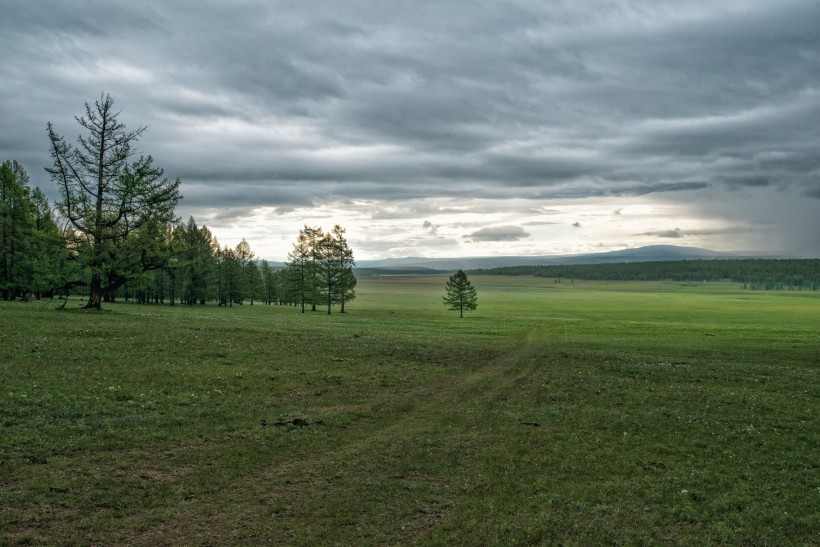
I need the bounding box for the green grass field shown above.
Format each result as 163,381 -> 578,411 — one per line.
1,276 -> 818,545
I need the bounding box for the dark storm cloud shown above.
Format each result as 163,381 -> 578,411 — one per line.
1,0 -> 818,254
464,226 -> 531,242
639,226 -> 754,239
718,176 -> 771,190
633,182 -> 711,195
644,228 -> 684,239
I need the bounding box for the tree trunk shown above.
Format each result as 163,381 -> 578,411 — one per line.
86,273 -> 103,309
168,272 -> 175,306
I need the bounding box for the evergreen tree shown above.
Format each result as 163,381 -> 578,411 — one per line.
443,269 -> 478,318
316,233 -> 338,314
324,225 -> 356,314
0,160 -> 71,300
126,220 -> 178,304
0,160 -> 34,299
286,227 -> 314,313
288,225 -> 355,314
245,259 -> 264,305
274,268 -> 297,306
217,246 -> 243,306
178,219 -> 219,305
233,239 -> 254,304
27,187 -> 71,299
304,226 -> 324,311
261,260 -> 275,305
46,93 -> 181,309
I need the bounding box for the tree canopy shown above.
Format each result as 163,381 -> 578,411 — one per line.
46,93 -> 182,308
443,269 -> 477,318
1,160 -> 74,301
286,225 -> 356,314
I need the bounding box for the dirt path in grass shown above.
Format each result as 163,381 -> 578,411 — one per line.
128,344 -> 544,545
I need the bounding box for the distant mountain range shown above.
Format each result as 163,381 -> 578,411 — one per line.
354,245 -> 771,274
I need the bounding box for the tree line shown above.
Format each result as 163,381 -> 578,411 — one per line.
478,259 -> 820,290
1,93 -> 356,311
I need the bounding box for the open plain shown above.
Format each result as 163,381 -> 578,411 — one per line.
1,276 -> 817,544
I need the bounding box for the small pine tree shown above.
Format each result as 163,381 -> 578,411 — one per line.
443,269 -> 477,318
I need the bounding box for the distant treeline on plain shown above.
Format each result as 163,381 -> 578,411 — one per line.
478,259 -> 820,290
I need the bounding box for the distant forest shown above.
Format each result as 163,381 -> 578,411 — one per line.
478,259 -> 820,290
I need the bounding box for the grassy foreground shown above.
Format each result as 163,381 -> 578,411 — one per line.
1,277 -> 817,545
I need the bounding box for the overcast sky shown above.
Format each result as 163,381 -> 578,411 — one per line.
2,0 -> 818,260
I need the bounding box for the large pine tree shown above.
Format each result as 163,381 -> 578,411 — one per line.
46,93 -> 182,309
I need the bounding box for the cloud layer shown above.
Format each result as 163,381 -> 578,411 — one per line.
1,1 -> 818,258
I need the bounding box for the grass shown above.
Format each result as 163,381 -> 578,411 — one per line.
1,276 -> 817,545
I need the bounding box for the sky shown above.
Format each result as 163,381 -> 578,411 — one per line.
2,0 -> 819,261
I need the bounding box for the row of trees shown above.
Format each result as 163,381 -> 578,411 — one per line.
286,225 -> 356,314
1,93 -> 357,311
0,160 -> 74,301
116,219 -> 356,311
480,259 -> 820,290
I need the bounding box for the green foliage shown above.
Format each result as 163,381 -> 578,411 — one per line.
316,225 -> 356,314
176,217 -> 218,305
286,226 -> 314,312
287,225 -> 356,314
0,278 -> 817,544
481,259 -> 820,290
443,269 -> 478,317
46,93 -> 182,308
5,97 -> 340,310
0,160 -> 73,301
0,160 -> 35,299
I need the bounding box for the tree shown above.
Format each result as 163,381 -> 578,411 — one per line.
287,225 -> 356,314
233,239 -> 254,304
217,245 -> 243,306
178,217 -> 218,305
0,160 -> 34,299
303,226 -> 324,311
0,160 -> 71,300
261,260 -> 275,304
46,93 -> 182,309
443,269 -> 477,318
337,266 -> 357,313
27,186 -> 72,299
273,267 -> 298,306
286,226 -> 315,313
245,259 -> 264,305
326,225 -> 356,314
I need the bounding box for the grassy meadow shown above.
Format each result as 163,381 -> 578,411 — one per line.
1,276 -> 818,545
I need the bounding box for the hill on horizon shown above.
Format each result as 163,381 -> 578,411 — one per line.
354,245 -> 767,273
